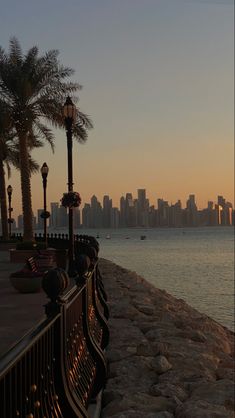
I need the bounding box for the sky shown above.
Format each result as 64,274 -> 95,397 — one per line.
0,0 -> 234,217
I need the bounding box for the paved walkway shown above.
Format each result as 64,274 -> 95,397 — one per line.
0,251 -> 47,357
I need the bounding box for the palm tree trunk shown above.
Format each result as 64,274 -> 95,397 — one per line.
0,159 -> 9,240
18,134 -> 34,241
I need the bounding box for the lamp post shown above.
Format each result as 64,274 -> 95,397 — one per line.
63,97 -> 77,276
40,162 -> 49,246
7,185 -> 13,237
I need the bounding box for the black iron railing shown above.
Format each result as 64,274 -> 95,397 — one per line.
0,239 -> 109,418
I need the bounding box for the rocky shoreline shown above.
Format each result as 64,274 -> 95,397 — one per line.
99,258 -> 234,418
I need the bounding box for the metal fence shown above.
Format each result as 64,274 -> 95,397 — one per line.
0,238 -> 109,418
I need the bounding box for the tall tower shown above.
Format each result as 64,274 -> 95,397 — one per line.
50,202 -> 59,228
137,189 -> 146,226
103,195 -> 112,228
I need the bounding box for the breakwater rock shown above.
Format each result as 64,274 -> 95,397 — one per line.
99,259 -> 234,418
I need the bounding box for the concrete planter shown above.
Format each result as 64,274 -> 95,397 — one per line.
9,276 -> 42,293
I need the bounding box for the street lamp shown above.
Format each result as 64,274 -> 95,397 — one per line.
63,97 -> 77,276
40,162 -> 49,247
7,185 -> 13,237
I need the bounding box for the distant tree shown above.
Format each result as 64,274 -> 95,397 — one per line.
0,38 -> 92,241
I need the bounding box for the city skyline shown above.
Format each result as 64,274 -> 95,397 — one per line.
7,190 -> 233,231
5,188 -> 234,218
0,0 -> 233,219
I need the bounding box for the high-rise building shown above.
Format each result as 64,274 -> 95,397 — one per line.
137,189 -> 146,226
82,204 -> 91,228
50,202 -> 59,228
214,204 -> 223,225
57,206 -> 67,228
186,194 -> 198,227
218,196 -> 226,209
90,195 -> 103,228
37,209 -> 44,230
169,200 -> 182,227
74,208 -> 81,229
17,215 -> 23,230
103,195 -> 112,228
157,199 -> 170,227
119,196 -> 126,227
111,208 -> 120,228
221,202 -> 233,226
125,193 -> 136,227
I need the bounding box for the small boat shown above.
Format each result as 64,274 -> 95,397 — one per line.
140,235 -> 146,240
96,234 -> 100,239
106,234 -> 111,239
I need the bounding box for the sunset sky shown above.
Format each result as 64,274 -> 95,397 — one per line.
1,0 -> 234,217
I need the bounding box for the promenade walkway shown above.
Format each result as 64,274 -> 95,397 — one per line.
0,251 -> 47,357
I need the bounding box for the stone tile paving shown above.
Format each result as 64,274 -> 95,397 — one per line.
0,251 -> 47,357
99,258 -> 234,418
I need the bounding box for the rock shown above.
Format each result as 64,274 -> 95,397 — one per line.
190,379 -> 234,410
102,389 -> 122,407
145,328 -> 166,342
176,399 -> 234,418
152,342 -> 170,357
189,330 -> 207,342
99,259 -> 234,418
133,303 -> 156,316
136,343 -> 155,357
110,410 -> 174,418
216,367 -> 235,381
150,383 -> 188,402
150,355 -> 172,374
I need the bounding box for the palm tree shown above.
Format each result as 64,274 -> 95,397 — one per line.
0,110 -> 39,239
0,38 -> 92,241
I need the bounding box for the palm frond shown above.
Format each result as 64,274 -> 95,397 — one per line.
9,37 -> 23,66
33,121 -> 55,152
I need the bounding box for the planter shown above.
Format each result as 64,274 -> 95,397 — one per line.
10,276 -> 42,293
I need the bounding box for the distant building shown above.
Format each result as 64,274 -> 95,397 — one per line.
119,196 -> 126,227
17,215 -> 23,230
157,199 -> 170,227
90,195 -> 103,228
50,202 -> 59,228
37,209 -> 44,230
82,204 -> 91,228
74,208 -> 81,229
111,208 -> 119,228
57,206 -> 67,228
103,195 -> 112,228
186,194 -> 198,227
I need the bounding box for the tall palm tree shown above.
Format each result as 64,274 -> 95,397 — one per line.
0,104 -> 15,240
0,38 -> 92,241
0,113 -> 39,240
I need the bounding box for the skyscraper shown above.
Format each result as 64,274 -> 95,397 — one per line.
103,195 -> 112,228
137,189 -> 147,226
50,202 -> 59,228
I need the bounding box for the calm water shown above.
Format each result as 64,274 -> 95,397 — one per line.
76,227 -> 234,331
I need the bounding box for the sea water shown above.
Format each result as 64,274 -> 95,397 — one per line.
76,226 -> 234,331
